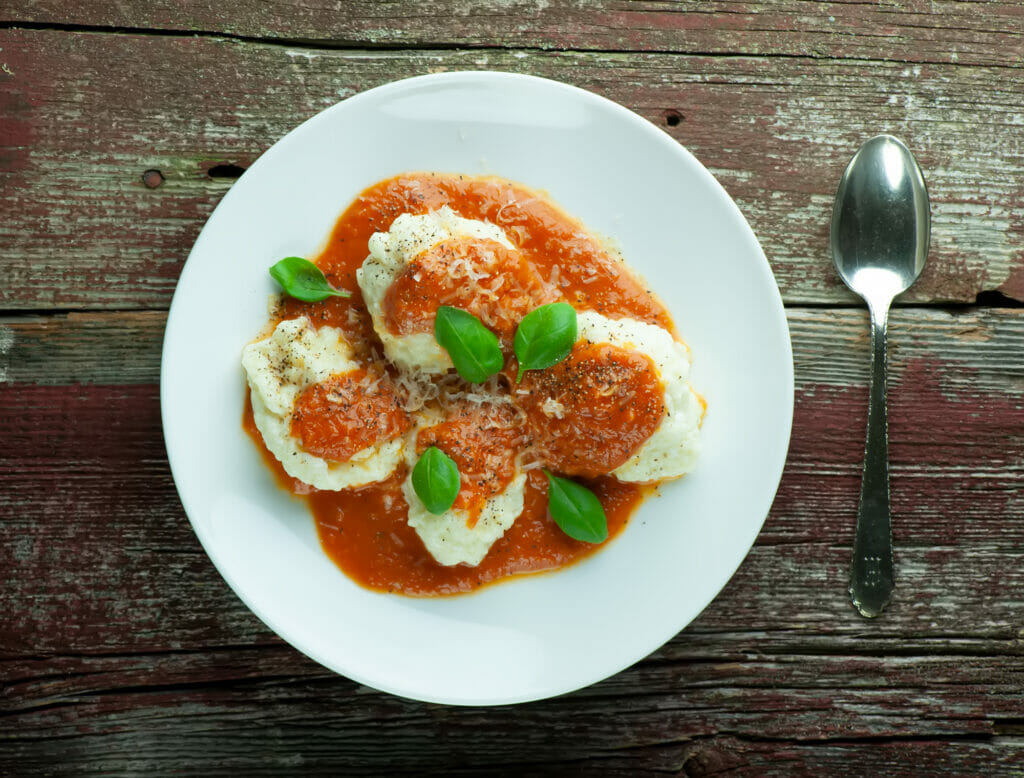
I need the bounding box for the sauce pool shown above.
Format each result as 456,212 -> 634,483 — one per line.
244,397 -> 644,595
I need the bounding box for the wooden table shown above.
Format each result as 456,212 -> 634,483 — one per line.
3,3 -> 1024,774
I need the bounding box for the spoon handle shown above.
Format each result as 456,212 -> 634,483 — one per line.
850,300 -> 896,617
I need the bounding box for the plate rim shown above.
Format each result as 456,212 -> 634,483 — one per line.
160,70 -> 794,705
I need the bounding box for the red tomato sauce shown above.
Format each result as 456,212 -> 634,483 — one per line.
413,402 -> 525,528
245,173 -> 673,596
513,343 -> 666,478
290,368 -> 410,461
383,236 -> 558,345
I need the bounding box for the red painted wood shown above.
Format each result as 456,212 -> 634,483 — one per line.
2,305 -> 1024,771
2,31 -> 1023,309
3,1 -> 1023,68
3,4 -> 1024,770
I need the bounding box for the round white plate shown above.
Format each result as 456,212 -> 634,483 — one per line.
162,72 -> 793,705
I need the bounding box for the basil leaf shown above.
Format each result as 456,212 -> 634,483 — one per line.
412,446 -> 461,515
513,302 -> 577,382
544,470 -> 608,544
434,306 -> 504,384
269,257 -> 351,302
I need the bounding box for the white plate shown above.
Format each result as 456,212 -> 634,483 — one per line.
161,72 -> 793,705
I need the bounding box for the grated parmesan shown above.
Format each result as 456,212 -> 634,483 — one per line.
541,397 -> 566,419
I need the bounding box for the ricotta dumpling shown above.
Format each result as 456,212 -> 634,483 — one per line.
514,311 -> 703,482
241,317 -> 409,490
402,401 -> 527,567
357,206 -> 556,375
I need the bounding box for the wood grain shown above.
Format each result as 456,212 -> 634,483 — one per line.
3,1 -> 1023,68
3,7 -> 1024,772
2,307 -> 1023,773
3,645 -> 1024,775
2,30 -> 1024,310
4,307 -> 1024,548
0,312 -> 164,385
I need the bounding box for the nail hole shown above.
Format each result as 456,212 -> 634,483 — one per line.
975,290 -> 1024,307
142,169 -> 164,189
208,163 -> 247,179
664,110 -> 683,127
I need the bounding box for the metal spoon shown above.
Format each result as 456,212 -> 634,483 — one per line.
830,135 -> 930,618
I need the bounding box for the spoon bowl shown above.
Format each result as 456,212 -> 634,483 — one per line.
832,135 -> 930,303
830,134 -> 930,618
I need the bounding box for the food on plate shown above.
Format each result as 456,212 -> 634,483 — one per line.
512,302 -> 578,381
432,305 -> 505,384
358,206 -> 558,374
512,311 -> 702,482
243,173 -> 704,596
269,256 -> 351,302
241,317 -> 409,490
402,399 -> 528,566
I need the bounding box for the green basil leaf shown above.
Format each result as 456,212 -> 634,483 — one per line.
513,302 -> 577,382
544,470 -> 608,544
412,446 -> 461,515
269,257 -> 351,302
433,306 -> 504,384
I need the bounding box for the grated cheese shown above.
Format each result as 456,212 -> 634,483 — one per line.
541,397 -> 566,419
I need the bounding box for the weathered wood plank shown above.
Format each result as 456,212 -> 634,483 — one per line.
0,312 -> 164,385
4,307 -> 1024,551
3,308 -> 1024,770
2,308 -> 1023,645
3,539 -> 1024,695
2,30 -> 1023,309
2,737 -> 1024,778
7,641 -> 1019,776
7,305 -> 1024,393
1,635 -> 1023,774
2,1 -> 1023,68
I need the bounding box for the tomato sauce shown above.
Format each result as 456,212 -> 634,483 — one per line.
514,343 -> 666,478
290,369 -> 410,461
413,402 -> 525,528
246,173 -> 674,596
309,469 -> 642,596
383,237 -> 558,344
